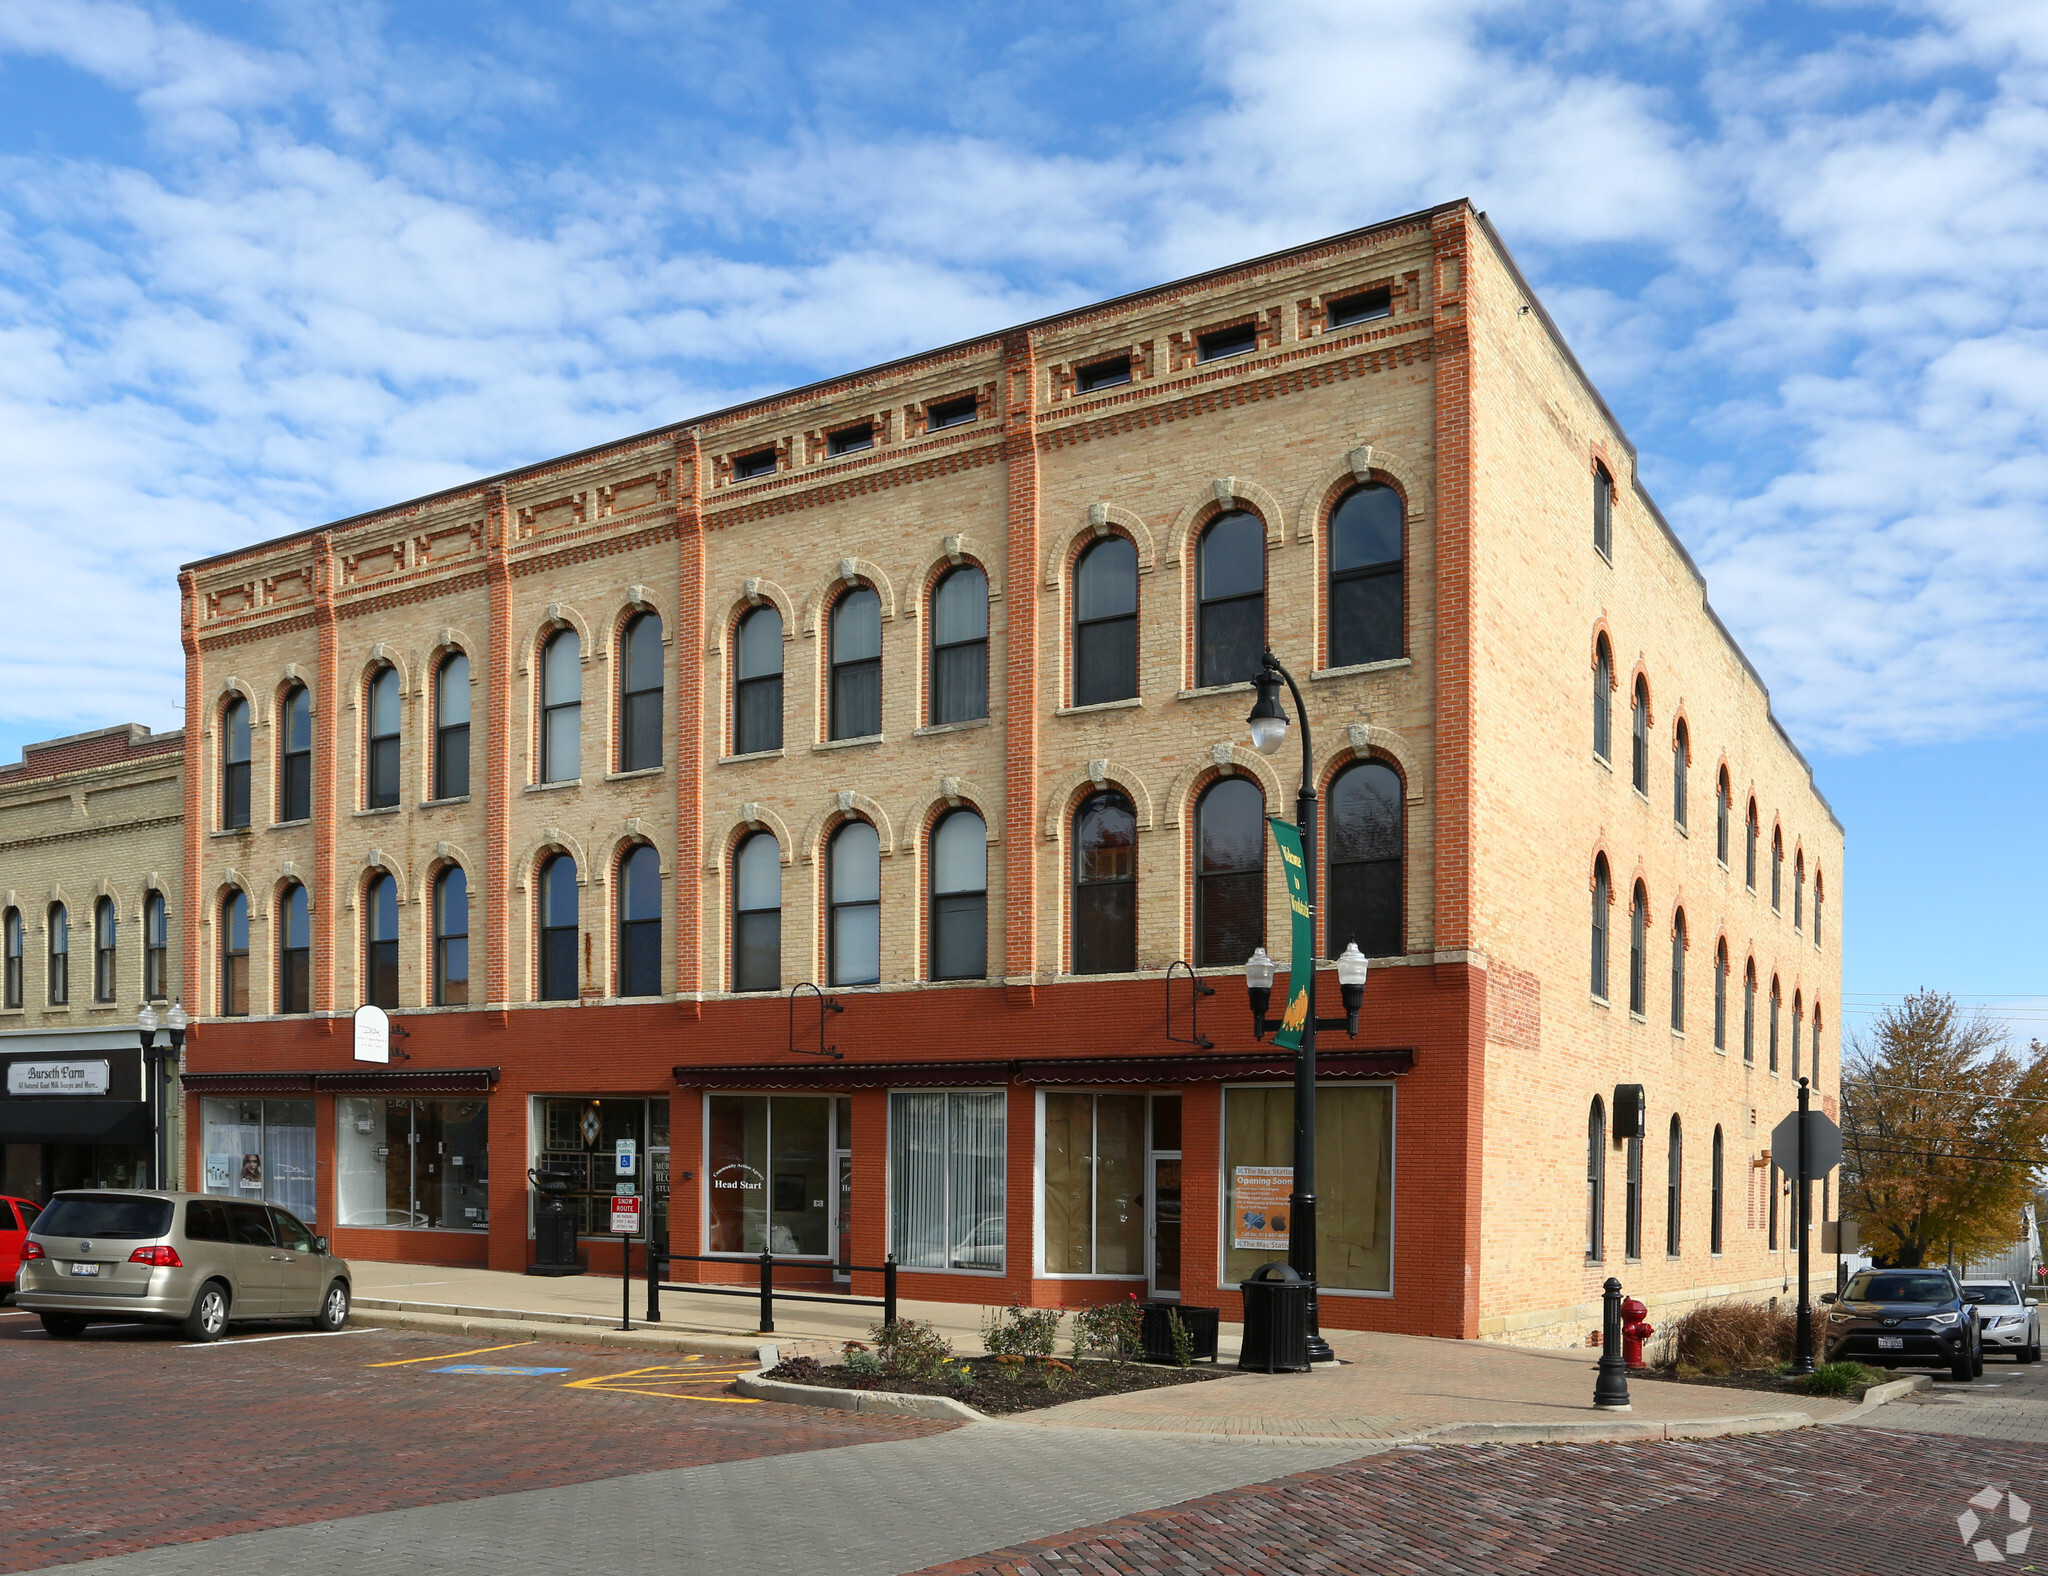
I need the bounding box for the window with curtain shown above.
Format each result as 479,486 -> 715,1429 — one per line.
1195,777 -> 1264,968
1327,483 -> 1402,667
541,629 -> 582,782
435,652 -> 470,799
1591,856 -> 1610,1000
733,832 -> 782,993
1673,721 -> 1689,829
1327,760 -> 1402,958
1594,461 -> 1613,557
1071,790 -> 1136,974
1746,801 -> 1759,889
202,1097 -> 316,1222
618,612 -> 665,772
929,810 -> 987,981
1624,1129 -> 1643,1259
733,605 -> 784,754
219,892 -> 247,1017
366,666 -> 401,809
1224,1084 -> 1393,1291
280,684 -> 312,822
890,1089 -> 1005,1271
93,897 -> 116,1003
279,883 -> 310,1014
47,903 -> 68,1006
1771,829 -> 1783,911
364,874 -> 398,1009
1717,770 -> 1730,863
1666,1116 -> 1682,1258
1586,1097 -> 1606,1261
538,855 -> 578,1001
1629,883 -> 1648,1015
708,1094 -> 833,1255
830,586 -> 882,740
221,696 -> 251,830
1711,1126 -> 1724,1254
1743,961 -> 1756,1064
617,844 -> 662,997
3,908 -> 20,1008
1072,535 -> 1137,706
929,566 -> 988,725
144,892 -> 167,1001
1769,977 -> 1781,1072
1631,677 -> 1650,794
1043,1092 -> 1146,1275
1196,510 -> 1264,688
1669,909 -> 1686,1032
1713,939 -> 1728,1051
828,820 -> 881,987
1794,851 -> 1805,930
434,866 -> 468,1006
1592,636 -> 1612,761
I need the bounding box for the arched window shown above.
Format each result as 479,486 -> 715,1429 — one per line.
616,844 -> 662,997
1769,976 -> 1781,1072
280,683 -> 312,822
1716,768 -> 1730,864
1624,1122 -> 1643,1260
1327,483 -> 1402,667
364,873 -> 398,1009
1072,535 -> 1137,706
434,866 -> 468,1006
3,908 -> 21,1008
732,832 -> 782,992
221,695 -> 251,830
1631,676 -> 1650,794
828,820 -> 881,986
1793,850 -> 1805,931
1072,790 -> 1136,975
93,896 -> 116,1004
144,892 -> 167,1001
1815,873 -> 1826,949
929,566 -> 989,726
1195,777 -> 1264,968
47,903 -> 68,1006
1628,882 -> 1648,1016
538,855 -> 578,1001
618,612 -> 665,773
1711,1125 -> 1725,1255
1590,855 -> 1611,1000
1743,960 -> 1757,1064
1672,721 -> 1689,829
1196,510 -> 1264,688
1669,908 -> 1686,1033
1745,800 -> 1759,889
1812,1004 -> 1825,1085
1592,636 -> 1613,761
1327,760 -> 1402,958
1586,1097 -> 1606,1261
1593,461 -> 1613,558
279,882 -> 310,1014
435,651 -> 470,799
829,586 -> 882,740
929,809 -> 988,980
1771,828 -> 1783,912
1713,938 -> 1728,1051
219,892 -> 247,1017
1666,1115 -> 1683,1258
733,605 -> 784,754
366,665 -> 401,809
1792,989 -> 1804,1079
540,629 -> 582,782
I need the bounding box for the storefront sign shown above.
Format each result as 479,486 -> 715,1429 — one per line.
1232,1165 -> 1292,1250
609,1195 -> 641,1236
353,1004 -> 390,1064
6,1059 -> 111,1096
1267,817 -> 1313,1050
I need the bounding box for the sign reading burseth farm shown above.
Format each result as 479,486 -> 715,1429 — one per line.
6,1060 -> 111,1096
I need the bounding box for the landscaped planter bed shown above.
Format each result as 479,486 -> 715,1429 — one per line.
1640,1364 -> 1898,1403
760,1355 -> 1227,1416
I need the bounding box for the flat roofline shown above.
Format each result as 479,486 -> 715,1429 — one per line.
182,200 -> 1465,573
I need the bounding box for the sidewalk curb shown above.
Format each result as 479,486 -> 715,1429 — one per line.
734,1372 -> 990,1422
348,1307 -> 765,1358
1819,1372 -> 1933,1423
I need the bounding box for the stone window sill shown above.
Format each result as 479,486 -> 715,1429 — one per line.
420,795 -> 471,809
813,734 -> 885,752
270,818 -> 312,832
1674,822 -> 1689,838
605,767 -> 665,783
525,779 -> 582,794
1175,681 -> 1253,701
718,749 -> 784,766
353,805 -> 402,818
1310,657 -> 1412,681
1591,993 -> 1610,1009
211,826 -> 251,839
1630,1010 -> 1647,1025
1055,698 -> 1142,717
914,718 -> 989,738
1593,753 -> 1612,772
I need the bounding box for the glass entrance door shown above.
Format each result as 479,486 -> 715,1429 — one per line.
834,1097 -> 852,1282
1148,1095 -> 1182,1300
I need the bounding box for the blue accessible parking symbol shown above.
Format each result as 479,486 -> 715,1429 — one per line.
433,1364 -> 572,1376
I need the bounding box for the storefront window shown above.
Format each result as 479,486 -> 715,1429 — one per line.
707,1095 -> 833,1256
890,1090 -> 1004,1271
1223,1084 -> 1392,1292
1042,1092 -> 1145,1275
201,1098 -> 316,1223
538,1098 -> 647,1236
336,1097 -> 490,1230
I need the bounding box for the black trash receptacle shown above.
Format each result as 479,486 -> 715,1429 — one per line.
527,1174 -> 585,1277
1237,1262 -> 1312,1372
1138,1302 -> 1222,1364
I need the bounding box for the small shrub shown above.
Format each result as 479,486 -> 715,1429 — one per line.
945,1361 -> 978,1397
1072,1296 -> 1145,1363
844,1348 -> 884,1379
981,1300 -> 1063,1358
872,1317 -> 955,1382
1804,1361 -> 1885,1397
1167,1308 -> 1195,1369
1667,1300 -> 1794,1375
765,1355 -> 825,1383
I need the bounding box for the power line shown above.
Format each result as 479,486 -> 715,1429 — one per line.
1843,1079 -> 2048,1108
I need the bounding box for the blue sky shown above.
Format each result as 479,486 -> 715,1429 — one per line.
0,0 -> 2042,1040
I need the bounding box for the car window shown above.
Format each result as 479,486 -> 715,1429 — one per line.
184,1200 -> 232,1244
17,1200 -> 39,1230
227,1202 -> 278,1247
0,1201 -> 17,1230
1964,1284 -> 2022,1305
271,1209 -> 315,1253
34,1194 -> 175,1240
1845,1272 -> 1954,1303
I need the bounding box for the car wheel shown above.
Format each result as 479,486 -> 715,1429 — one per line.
2024,1328 -> 2041,1364
182,1280 -> 231,1343
314,1280 -> 350,1333
39,1312 -> 87,1339
1950,1342 -> 1975,1382
1973,1336 -> 1986,1378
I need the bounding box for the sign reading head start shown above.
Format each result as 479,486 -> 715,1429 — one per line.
6,1060 -> 111,1097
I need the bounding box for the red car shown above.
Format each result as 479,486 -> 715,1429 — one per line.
2,1196 -> 43,1298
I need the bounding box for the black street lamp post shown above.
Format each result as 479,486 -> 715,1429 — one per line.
136,1001 -> 188,1191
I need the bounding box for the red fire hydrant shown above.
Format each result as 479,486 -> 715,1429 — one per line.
1621,1296 -> 1654,1369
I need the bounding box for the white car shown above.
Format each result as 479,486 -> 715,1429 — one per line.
1962,1279 -> 2041,1361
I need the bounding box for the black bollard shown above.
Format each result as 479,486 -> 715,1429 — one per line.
1594,1277 -> 1632,1411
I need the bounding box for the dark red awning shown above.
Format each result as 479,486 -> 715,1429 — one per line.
672,1048 -> 1413,1089
181,1067 -> 499,1095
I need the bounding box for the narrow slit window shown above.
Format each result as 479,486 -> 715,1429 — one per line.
1197,322 -> 1258,362
1325,287 -> 1391,328
279,883 -> 310,1015
926,395 -> 977,431
827,423 -> 874,457
733,448 -> 777,481
92,897 -> 116,1004
280,684 -> 312,822
1076,355 -> 1132,393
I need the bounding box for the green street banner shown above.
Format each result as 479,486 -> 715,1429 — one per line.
1268,816 -> 1312,1049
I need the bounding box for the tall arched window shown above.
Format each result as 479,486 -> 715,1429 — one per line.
733,605 -> 784,754
1813,1004 -> 1825,1085
1586,1097 -> 1606,1261
1745,800 -> 1759,889
1716,768 -> 1730,864
3,908 -> 20,1008
1592,636 -> 1613,761
219,892 -> 247,1017
1711,1125 -> 1725,1255
279,882 -> 310,1014
1195,777 -> 1264,968
617,844 -> 662,997
366,665 -> 401,809
1771,828 -> 1783,912
1672,720 -> 1689,829
1327,759 -> 1402,958
1072,535 -> 1138,706
828,820 -> 881,986
618,612 -> 665,773
1327,483 -> 1402,667
1593,461 -> 1613,557
538,855 -> 579,1000
1590,855 -> 1611,1000
1631,676 -> 1650,794
732,832 -> 782,992
1743,959 -> 1757,1064
434,866 -> 468,1006
541,629 -> 582,782
1628,881 -> 1648,1016
47,903 -> 68,1006
144,891 -> 167,1001
1713,938 -> 1728,1051
435,651 -> 470,799
1815,873 -> 1826,949
929,809 -> 988,980
1793,850 -> 1805,931
365,873 -> 398,1009
93,896 -> 116,1003
221,695 -> 251,830
1669,908 -> 1686,1033
1769,976 -> 1782,1073
1072,790 -> 1136,975
1792,989 -> 1804,1079
1196,510 -> 1264,688
1624,1123 -> 1643,1260
829,585 -> 883,740
280,683 -> 312,822
1666,1115 -> 1682,1257
929,566 -> 989,726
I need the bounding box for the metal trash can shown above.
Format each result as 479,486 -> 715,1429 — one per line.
1138,1302 -> 1222,1364
527,1169 -> 585,1277
1237,1262 -> 1312,1372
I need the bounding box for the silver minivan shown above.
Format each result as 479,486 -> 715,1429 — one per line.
14,1190 -> 351,1342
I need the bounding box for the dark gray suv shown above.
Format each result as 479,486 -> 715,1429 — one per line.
1822,1267 -> 1983,1381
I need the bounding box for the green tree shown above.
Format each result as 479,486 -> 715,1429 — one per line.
1840,992 -> 2048,1268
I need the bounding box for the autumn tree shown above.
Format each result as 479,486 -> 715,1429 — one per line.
1839,992 -> 2048,1268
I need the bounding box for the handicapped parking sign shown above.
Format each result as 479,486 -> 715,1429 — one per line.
615,1137 -> 637,1176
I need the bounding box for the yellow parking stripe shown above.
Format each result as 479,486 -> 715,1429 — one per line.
367,1341 -> 536,1367
563,1362 -> 762,1403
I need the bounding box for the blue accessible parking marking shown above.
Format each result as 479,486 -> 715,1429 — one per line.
433,1364 -> 573,1375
